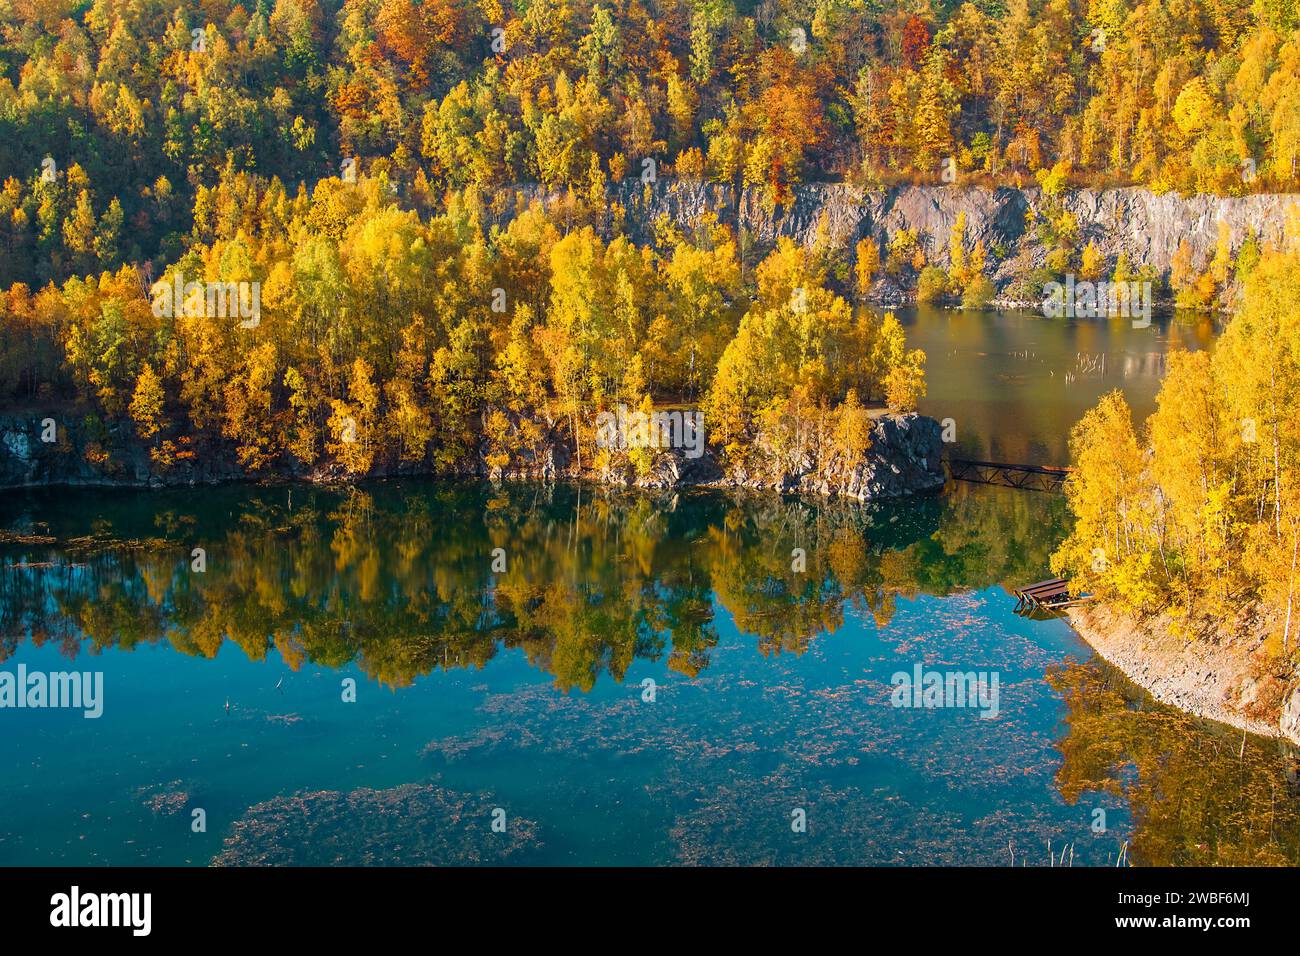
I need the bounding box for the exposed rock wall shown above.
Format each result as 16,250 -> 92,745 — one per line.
0,407 -> 946,501
594,411 -> 945,500
512,180 -> 1299,299
0,414 -> 243,488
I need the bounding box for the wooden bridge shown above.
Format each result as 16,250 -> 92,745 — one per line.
945,457 -> 1073,492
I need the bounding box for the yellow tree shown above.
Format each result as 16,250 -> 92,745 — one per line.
385,320 -> 434,464
659,233 -> 740,398
222,341 -> 280,472
1051,390 -> 1159,610
855,238 -> 880,298
129,363 -> 165,440
1147,349 -> 1234,617
328,357 -> 380,476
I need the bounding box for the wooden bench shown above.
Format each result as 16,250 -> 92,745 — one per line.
1013,577 -> 1071,610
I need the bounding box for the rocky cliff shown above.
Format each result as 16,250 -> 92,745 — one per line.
596,411 -> 946,500
0,408 -> 947,501
0,414 -> 244,489
514,180 -> 1300,304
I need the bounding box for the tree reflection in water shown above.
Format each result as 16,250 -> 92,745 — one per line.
4,479 -> 1299,865
1049,662 -> 1300,866
0,480 -> 1061,690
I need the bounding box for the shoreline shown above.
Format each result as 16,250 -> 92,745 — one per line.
1064,603 -> 1300,746
6,445 -> 1299,747
0,412 -> 949,501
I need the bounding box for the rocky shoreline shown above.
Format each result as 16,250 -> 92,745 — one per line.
1066,603 -> 1300,746
11,400 -> 1300,745
0,409 -> 948,501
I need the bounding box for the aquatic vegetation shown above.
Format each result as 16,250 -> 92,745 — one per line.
1,480 -> 1296,866
211,785 -> 543,866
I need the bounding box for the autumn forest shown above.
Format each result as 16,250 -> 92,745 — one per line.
7,0 -> 1300,877
0,0 -> 1299,651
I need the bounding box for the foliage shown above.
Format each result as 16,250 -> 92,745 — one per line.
1053,244 -> 1300,656
0,0 -> 1293,289
1,175 -> 926,476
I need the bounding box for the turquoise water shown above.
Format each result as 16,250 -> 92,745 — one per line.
2,479 -> 1297,866
2,311 -> 1297,867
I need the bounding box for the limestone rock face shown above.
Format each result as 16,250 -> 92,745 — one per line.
0,415 -> 119,487
0,414 -> 240,489
1,403 -> 947,501
697,412 -> 946,501
845,414 -> 947,500
506,180 -> 1298,305
482,405 -> 945,503
771,412 -> 946,501
634,446 -> 724,490
1056,188 -> 1294,277
1281,684 -> 1300,746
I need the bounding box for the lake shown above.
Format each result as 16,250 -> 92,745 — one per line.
2,310 -> 1297,866
904,305 -> 1219,465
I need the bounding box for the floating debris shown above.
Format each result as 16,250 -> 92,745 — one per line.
210,784 -> 543,866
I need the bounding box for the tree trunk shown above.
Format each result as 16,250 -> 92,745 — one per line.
1286,520 -> 1299,653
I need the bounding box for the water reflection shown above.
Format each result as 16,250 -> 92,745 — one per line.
0,481 -> 1060,690
1050,662 -> 1300,865
3,479 -> 1299,866
903,308 -> 1218,465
